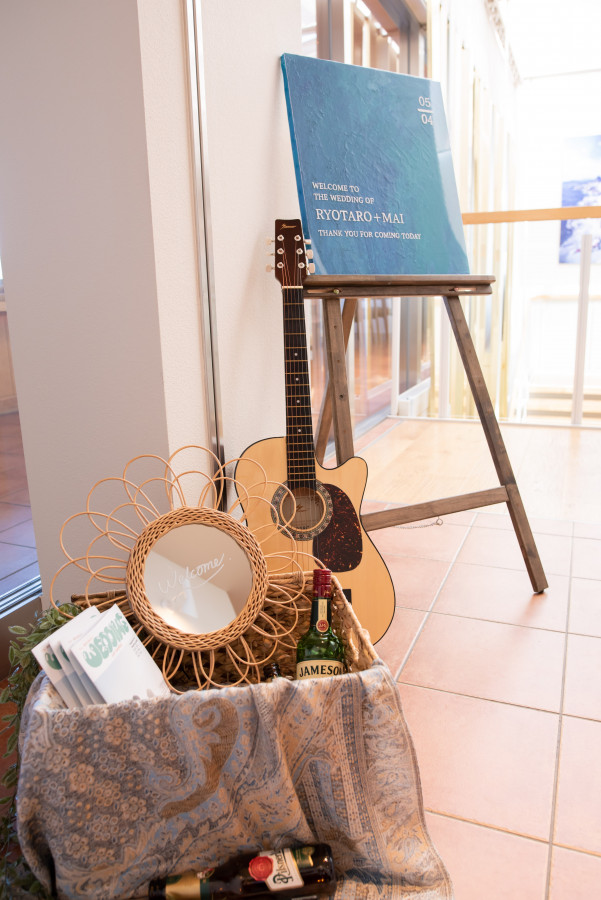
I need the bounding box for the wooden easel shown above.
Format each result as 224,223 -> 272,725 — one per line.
303,273 -> 548,594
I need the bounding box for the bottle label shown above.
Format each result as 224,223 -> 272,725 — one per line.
249,848 -> 304,891
296,659 -> 344,680
316,598 -> 329,633
161,870 -> 210,898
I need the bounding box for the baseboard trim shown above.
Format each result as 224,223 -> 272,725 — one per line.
0,397 -> 18,415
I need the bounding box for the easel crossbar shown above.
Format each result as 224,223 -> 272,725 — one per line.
304,273 -> 495,299
362,488 -> 509,530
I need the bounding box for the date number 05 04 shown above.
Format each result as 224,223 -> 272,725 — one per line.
418,95 -> 433,125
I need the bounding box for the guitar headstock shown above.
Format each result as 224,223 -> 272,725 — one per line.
273,219 -> 312,288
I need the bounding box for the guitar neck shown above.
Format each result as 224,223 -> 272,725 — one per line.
283,286 -> 316,491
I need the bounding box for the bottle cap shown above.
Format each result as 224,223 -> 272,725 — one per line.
313,568 -> 332,596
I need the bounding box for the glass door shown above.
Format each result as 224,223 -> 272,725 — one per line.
0,262 -> 41,678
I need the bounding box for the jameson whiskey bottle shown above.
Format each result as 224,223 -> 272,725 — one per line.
148,843 -> 336,899
296,569 -> 345,681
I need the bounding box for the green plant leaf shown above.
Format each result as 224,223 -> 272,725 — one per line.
1,601 -> 88,897
8,626 -> 28,636
3,768 -> 18,788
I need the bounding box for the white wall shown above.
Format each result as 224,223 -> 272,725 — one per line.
0,2 -> 169,597
441,0 -> 518,199
446,0 -> 516,117
0,0 -> 301,597
200,0 -> 301,462
137,0 -> 210,455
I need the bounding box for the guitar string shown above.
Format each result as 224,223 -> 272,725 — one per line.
281,239 -> 295,568
283,237 -> 304,548
283,237 -> 313,488
283,234 -> 313,487
281,231 -> 321,560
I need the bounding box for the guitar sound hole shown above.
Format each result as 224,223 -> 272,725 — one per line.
270,481 -> 334,542
280,487 -> 326,534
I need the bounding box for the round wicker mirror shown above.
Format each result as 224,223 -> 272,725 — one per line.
143,524 -> 251,634
126,506 -> 268,652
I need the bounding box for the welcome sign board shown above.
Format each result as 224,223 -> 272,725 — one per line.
281,54 -> 469,276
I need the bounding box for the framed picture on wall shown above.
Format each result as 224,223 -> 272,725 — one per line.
559,134 -> 601,264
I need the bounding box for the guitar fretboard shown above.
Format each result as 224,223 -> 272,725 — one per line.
283,287 -> 316,491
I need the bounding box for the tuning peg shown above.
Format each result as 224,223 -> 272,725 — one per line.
265,264 -> 274,272
305,249 -> 313,259
304,238 -> 312,245
265,237 -> 274,245
266,251 -> 275,257
307,263 -> 316,274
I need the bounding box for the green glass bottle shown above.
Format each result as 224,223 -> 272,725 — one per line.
147,843 -> 336,899
262,661 -> 283,682
295,569 -> 345,680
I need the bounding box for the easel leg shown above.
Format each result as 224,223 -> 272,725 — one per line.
444,292 -> 548,592
315,298 -> 357,464
323,297 -> 355,465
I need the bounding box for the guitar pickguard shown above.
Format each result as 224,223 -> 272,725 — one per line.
314,483 -> 362,572
271,480 -> 363,571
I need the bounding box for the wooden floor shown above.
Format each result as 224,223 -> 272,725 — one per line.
355,416 -> 601,524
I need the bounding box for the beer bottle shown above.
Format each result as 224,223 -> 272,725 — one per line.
148,843 -> 336,899
262,661 -> 284,682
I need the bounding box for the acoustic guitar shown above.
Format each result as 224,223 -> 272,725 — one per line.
235,219 -> 395,643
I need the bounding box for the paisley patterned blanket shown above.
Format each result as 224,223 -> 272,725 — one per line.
17,661 -> 453,899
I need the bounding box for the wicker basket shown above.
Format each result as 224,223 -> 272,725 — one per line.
72,572 -> 377,692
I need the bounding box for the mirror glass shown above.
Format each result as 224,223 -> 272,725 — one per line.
143,523 -> 252,635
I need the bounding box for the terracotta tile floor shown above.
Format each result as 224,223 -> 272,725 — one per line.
370,507 -> 601,898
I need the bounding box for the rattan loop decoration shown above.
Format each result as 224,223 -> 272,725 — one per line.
126,506 -> 268,652
48,445 -> 344,690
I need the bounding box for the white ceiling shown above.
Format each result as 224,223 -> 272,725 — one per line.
503,0 -> 601,80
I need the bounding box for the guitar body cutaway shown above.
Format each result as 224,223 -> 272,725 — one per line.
235,436 -> 395,643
